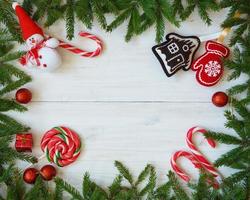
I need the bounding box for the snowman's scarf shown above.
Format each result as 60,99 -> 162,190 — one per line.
19,40 -> 47,67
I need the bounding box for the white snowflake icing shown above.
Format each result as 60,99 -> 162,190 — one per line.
204,60 -> 221,77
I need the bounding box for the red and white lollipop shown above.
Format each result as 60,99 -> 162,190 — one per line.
41,126 -> 81,167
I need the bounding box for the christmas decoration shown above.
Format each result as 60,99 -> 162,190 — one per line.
23,168 -> 39,184
171,150 -> 202,182
0,1 -> 249,199
40,126 -> 81,167
13,2 -> 62,72
171,127 -> 220,188
152,33 -> 200,77
15,88 -> 32,104
186,127 -> 221,186
15,133 -> 33,152
12,2 -> 103,72
59,32 -> 103,57
192,41 -> 230,87
212,91 -> 229,107
40,165 -> 57,181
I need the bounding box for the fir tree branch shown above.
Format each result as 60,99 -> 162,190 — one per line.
224,111 -> 247,140
54,184 -> 63,200
135,164 -> 152,186
82,172 -> 106,199
5,167 -> 26,200
65,0 -> 75,40
0,1 -> 22,42
75,0 -> 93,29
168,171 -> 190,200
228,83 -> 249,96
221,1 -> 250,46
0,113 -> 29,136
139,166 -> 156,198
22,0 -> 33,16
224,170 -> 249,185
0,99 -> 27,112
0,51 -> 25,63
190,172 -> 214,200
107,4 -> 135,32
91,0 -> 107,30
108,175 -> 123,198
0,64 -> 31,96
0,147 -> 37,164
206,131 -> 242,145
214,146 -> 249,167
54,177 -> 84,200
115,160 -> 134,186
0,164 -> 14,184
32,0 -> 51,21
45,7 -> 65,27
233,100 -> 250,119
0,28 -> 16,44
154,182 -> 171,199
172,0 -> 220,25
24,176 -> 52,200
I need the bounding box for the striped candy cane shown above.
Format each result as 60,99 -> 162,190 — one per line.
171,150 -> 220,188
186,127 -> 220,178
170,127 -> 222,188
59,31 -> 103,57
171,150 -> 203,182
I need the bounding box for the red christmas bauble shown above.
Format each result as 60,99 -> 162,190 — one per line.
15,88 -> 32,104
40,165 -> 57,181
212,92 -> 228,107
23,168 -> 39,184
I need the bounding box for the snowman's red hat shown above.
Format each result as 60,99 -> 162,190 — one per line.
12,2 -> 44,40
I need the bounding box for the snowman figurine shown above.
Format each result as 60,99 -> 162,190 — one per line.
13,2 -> 62,72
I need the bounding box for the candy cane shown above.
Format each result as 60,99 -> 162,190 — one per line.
171,150 -> 203,182
59,31 -> 103,57
41,126 -> 81,167
186,127 -> 220,178
171,150 -> 220,188
170,127 -> 222,188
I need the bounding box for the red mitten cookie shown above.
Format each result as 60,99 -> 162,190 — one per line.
192,41 -> 230,87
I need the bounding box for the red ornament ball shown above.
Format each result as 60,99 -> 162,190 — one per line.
40,165 -> 57,181
212,92 -> 228,107
23,168 -> 39,184
15,88 -> 32,104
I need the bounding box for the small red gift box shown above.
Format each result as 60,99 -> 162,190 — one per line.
15,133 -> 33,152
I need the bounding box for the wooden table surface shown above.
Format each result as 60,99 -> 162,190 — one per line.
11,9 -> 242,190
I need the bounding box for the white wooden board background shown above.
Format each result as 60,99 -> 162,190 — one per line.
9,7 -> 245,193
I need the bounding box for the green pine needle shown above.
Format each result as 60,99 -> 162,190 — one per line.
135,164 -> 152,186
172,0 -> 220,25
75,0 -> 93,29
206,131 -> 242,145
54,177 -> 84,200
115,160 -> 134,186
65,0 -> 75,40
0,99 -> 27,112
139,166 -> 156,197
108,175 -> 123,197
168,171 -> 190,200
